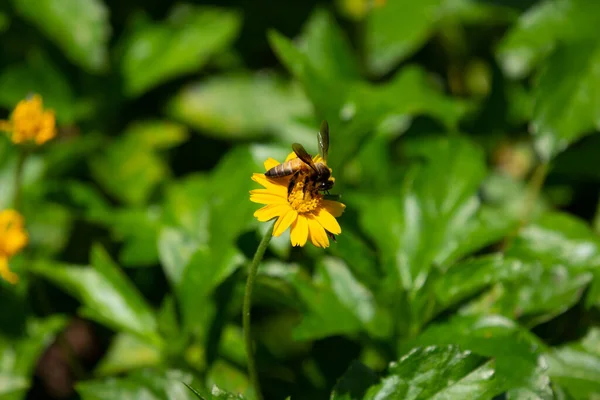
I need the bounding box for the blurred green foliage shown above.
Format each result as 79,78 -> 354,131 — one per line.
1,0 -> 600,399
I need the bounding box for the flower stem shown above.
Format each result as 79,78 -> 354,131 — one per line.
13,148 -> 28,210
243,221 -> 274,400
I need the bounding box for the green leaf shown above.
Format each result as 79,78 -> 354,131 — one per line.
364,0 -> 441,76
507,211 -> 600,269
497,0 -> 600,79
356,136 -> 490,292
532,40 -> 600,160
289,259 -> 370,341
0,51 -> 82,124
94,332 -> 162,376
433,255 -> 532,312
546,327 -> 600,399
330,361 -> 378,400
0,315 -> 67,400
120,5 -> 241,96
32,246 -> 161,345
297,8 -> 360,80
167,74 -> 313,141
159,147 -> 261,336
11,0 -> 110,73
77,369 -> 203,400
405,315 -> 549,394
364,345 -> 503,400
289,257 -> 390,341
90,120 -> 188,205
268,31 -> 468,173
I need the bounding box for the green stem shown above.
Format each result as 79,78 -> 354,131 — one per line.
243,221 -> 274,400
12,148 -> 28,210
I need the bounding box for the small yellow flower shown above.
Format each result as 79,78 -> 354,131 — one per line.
0,94 -> 56,145
250,153 -> 346,248
0,209 -> 28,284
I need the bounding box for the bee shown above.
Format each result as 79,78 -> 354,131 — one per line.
265,120 -> 334,196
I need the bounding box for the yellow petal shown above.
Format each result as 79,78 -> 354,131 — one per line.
0,257 -> 18,284
307,215 -> 329,248
249,190 -> 287,204
285,152 -> 297,162
264,158 -> 280,171
322,200 -> 346,218
254,204 -> 289,222
251,173 -> 287,195
314,207 -> 341,235
290,215 -> 309,247
273,209 -> 298,237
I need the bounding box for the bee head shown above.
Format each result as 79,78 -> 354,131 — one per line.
315,163 -> 334,191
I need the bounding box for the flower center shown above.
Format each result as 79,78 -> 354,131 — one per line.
287,174 -> 322,213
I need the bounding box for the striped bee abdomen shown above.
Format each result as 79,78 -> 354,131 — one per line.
265,158 -> 304,178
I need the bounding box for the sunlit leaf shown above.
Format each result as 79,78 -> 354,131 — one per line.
497,0 -> 600,79
355,136 -> 490,292
546,327 -> 600,399
90,120 -> 188,206
364,345 -> 503,399
77,369 -> 202,400
167,74 -> 313,142
121,5 -> 241,96
94,332 -> 162,376
32,246 -> 161,345
532,40 -> 600,160
406,315 -> 550,394
364,0 -> 441,76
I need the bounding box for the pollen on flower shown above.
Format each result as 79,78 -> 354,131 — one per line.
0,209 -> 28,284
287,176 -> 323,213
0,94 -> 57,145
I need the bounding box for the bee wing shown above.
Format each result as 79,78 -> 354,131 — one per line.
292,143 -> 318,172
318,120 -> 329,162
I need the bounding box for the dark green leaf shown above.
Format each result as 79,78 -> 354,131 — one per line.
330,361 -> 378,400
121,5 -> 241,96
11,0 -> 110,73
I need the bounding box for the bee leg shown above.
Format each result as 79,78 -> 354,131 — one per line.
288,171 -> 300,197
302,175 -> 310,199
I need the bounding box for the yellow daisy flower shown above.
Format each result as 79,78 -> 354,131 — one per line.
0,94 -> 57,145
0,209 -> 28,284
250,152 -> 346,248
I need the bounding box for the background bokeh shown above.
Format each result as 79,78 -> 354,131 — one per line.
1,0 -> 600,399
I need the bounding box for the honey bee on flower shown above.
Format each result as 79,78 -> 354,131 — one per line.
250,121 -> 345,248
